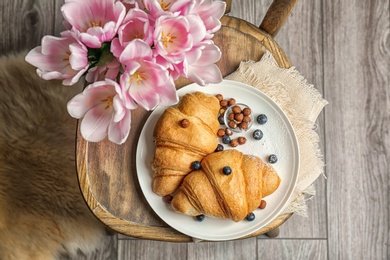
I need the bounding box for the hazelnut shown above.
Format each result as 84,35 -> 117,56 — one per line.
220,99 -> 228,107
216,94 -> 224,101
232,105 -> 241,114
243,115 -> 252,123
259,200 -> 267,209
242,107 -> 251,116
234,113 -> 244,122
219,108 -> 226,115
239,121 -> 249,130
228,121 -> 237,129
180,119 -> 190,128
217,128 -> 225,137
225,128 -> 233,136
237,136 -> 247,145
228,98 -> 236,106
230,139 -> 239,147
228,113 -> 235,121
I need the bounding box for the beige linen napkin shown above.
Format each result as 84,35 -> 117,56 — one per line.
225,51 -> 328,216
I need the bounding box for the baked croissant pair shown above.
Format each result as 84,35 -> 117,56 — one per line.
152,91 -> 281,222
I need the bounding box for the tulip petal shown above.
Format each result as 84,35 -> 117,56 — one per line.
80,103 -> 112,142
187,64 -> 222,86
108,109 -> 131,144
79,32 -> 102,48
67,84 -> 112,118
156,78 -> 179,106
120,39 -> 152,63
112,95 -> 126,122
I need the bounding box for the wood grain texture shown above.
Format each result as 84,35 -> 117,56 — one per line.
0,0 -> 56,55
257,239 -> 328,259
118,240 -> 187,260
224,0 -> 232,13
269,0 -> 327,239
323,0 -> 390,259
260,0 -> 298,37
187,238 -> 257,260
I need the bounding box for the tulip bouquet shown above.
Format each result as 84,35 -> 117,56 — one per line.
26,0 -> 226,144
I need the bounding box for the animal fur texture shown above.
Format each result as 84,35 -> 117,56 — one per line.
0,53 -> 107,259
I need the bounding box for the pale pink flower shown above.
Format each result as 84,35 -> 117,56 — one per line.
25,31 -> 88,86
154,14 -> 206,64
182,43 -> 222,85
61,0 -> 126,48
191,0 -> 226,38
111,8 -> 153,58
121,8 -> 154,45
119,39 -> 178,110
67,79 -> 137,144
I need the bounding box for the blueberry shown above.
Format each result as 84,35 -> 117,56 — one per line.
252,129 -> 263,140
222,135 -> 231,144
222,166 -> 232,175
245,212 -> 255,221
218,115 -> 225,125
195,214 -> 205,222
191,161 -> 201,170
256,114 -> 268,125
268,154 -> 278,164
215,144 -> 224,152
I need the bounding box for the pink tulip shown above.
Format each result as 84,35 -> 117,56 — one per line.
25,31 -> 88,86
191,0 -> 226,38
61,0 -> 126,48
120,8 -> 154,46
154,14 -> 206,64
119,39 -> 178,110
67,79 -> 137,144
183,43 -> 222,85
111,8 -> 153,58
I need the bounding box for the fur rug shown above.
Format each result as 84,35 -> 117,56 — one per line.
0,53 -> 107,259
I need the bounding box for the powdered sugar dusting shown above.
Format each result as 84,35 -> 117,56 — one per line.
218,109 -> 290,165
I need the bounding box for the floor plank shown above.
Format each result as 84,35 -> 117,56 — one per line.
118,240 -> 187,260
187,238 -> 257,260
269,0 -> 327,239
323,0 -> 389,259
257,239 -> 328,260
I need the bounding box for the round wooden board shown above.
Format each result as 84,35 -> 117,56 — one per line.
76,15 -> 292,242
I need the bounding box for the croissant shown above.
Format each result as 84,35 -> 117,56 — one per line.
152,92 -> 220,196
171,149 -> 281,222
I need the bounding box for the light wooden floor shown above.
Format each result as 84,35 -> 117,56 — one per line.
1,0 -> 389,259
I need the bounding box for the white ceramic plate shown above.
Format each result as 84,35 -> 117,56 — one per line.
136,80 -> 299,241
